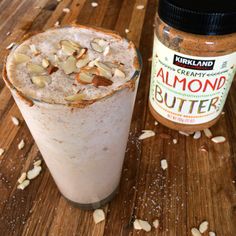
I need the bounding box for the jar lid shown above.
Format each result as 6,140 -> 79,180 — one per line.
158,0 -> 236,35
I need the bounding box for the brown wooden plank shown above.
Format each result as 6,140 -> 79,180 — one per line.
0,0 -> 235,236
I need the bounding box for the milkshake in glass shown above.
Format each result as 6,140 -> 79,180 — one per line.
3,25 -> 141,209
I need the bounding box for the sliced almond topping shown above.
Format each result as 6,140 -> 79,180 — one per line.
17,179 -> 30,190
60,56 -> 77,75
76,56 -> 90,69
133,219 -> 142,230
114,68 -> 126,78
27,63 -> 45,75
60,40 -> 81,55
64,93 -> 86,102
31,75 -> 51,88
18,139 -> 25,150
161,159 -> 168,170
33,159 -> 42,167
191,228 -> 201,236
211,136 -> 226,144
0,148 -> 5,156
138,220 -> 152,232
76,48 -> 88,60
29,44 -> 40,55
193,131 -> 201,140
91,42 -> 104,53
93,209 -> 105,224
92,75 -> 113,87
203,128 -> 213,138
17,172 -> 27,184
76,71 -> 94,84
27,166 -> 42,180
47,65 -> 59,75
11,116 -> 20,126
88,57 -> 100,67
6,42 -> 15,50
42,58 -> 50,68
103,45 -> 110,56
153,219 -> 159,229
139,130 -> 155,140
199,221 -> 209,233
95,61 -> 112,78
14,53 -> 31,64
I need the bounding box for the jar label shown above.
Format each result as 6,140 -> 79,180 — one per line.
149,35 -> 236,125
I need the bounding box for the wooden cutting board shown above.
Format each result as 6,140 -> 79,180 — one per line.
0,0 -> 235,235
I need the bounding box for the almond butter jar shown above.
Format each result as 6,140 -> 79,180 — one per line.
149,0 -> 236,132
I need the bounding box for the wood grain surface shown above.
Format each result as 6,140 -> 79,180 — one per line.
0,0 -> 236,235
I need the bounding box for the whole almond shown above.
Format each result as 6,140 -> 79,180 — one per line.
92,75 -> 113,87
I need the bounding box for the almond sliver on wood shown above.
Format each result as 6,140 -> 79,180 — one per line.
211,136 -> 226,143
138,130 -> 155,140
203,128 -> 213,138
93,209 -> 105,224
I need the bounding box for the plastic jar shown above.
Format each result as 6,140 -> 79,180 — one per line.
149,0 -> 236,132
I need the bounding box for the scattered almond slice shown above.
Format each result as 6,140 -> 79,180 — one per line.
60,40 -> 81,55
29,44 -> 40,55
6,42 -> 15,50
42,58 -> 50,68
91,2 -> 98,7
18,139 -> 25,150
31,75 -> 51,88
161,159 -> 168,170
62,7 -> 70,13
33,159 -> 42,167
92,75 -> 113,87
138,130 -> 155,140
209,232 -> 216,236
76,55 -> 90,69
76,71 -> 94,84
27,166 -> 42,180
93,209 -> 105,224
6,31 -> 11,36
199,221 -> 209,233
114,68 -> 126,78
136,5 -> 145,9
14,53 -> 31,64
193,131 -> 201,140
54,21 -> 60,27
17,172 -> 27,184
17,179 -> 30,190
0,148 -> 4,156
179,131 -> 190,136
138,220 -> 152,232
203,128 -> 213,138
60,56 -> 77,74
191,228 -> 202,236
173,139 -> 178,144
153,219 -> 159,229
27,63 -> 45,75
47,65 -> 59,75
211,136 -> 226,144
64,93 -> 86,102
125,29 -> 130,34
133,219 -> 142,230
11,116 -> 20,126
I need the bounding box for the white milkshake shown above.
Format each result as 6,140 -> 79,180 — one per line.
3,25 -> 141,209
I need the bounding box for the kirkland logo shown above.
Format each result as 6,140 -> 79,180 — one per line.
173,55 -> 215,70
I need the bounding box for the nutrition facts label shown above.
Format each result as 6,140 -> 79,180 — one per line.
149,35 -> 236,125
